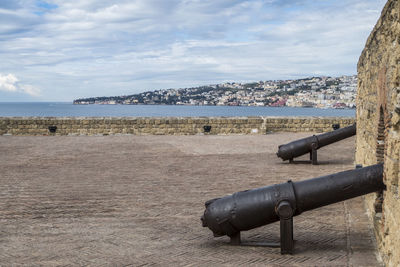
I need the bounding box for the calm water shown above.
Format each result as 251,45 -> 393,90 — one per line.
0,102 -> 355,117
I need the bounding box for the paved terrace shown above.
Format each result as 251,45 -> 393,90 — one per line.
0,134 -> 381,266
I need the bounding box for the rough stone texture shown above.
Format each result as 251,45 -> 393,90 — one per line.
357,0 -> 400,266
0,117 -> 355,136
0,134 -> 382,266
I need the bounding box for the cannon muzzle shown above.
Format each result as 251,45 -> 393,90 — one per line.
201,164 -> 384,254
276,123 -> 356,164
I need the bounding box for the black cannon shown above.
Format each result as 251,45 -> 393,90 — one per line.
201,164 -> 384,254
276,123 -> 356,165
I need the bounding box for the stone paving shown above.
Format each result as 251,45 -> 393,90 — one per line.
0,134 -> 382,266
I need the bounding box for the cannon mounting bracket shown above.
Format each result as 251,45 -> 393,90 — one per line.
228,201 -> 294,254
276,200 -> 294,254
228,184 -> 296,255
310,142 -> 318,165
228,231 -> 281,248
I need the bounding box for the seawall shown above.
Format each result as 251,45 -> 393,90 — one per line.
0,117 -> 355,135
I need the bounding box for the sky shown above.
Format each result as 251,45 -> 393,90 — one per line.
0,0 -> 388,102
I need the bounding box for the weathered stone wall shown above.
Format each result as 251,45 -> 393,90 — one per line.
0,117 -> 354,136
357,0 -> 400,266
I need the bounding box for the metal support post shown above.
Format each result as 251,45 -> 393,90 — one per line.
311,142 -> 318,165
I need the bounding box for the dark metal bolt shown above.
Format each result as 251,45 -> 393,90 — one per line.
276,201 -> 293,219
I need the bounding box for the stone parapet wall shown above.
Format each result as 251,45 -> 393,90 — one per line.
0,117 -> 355,136
263,117 -> 354,132
357,0 -> 400,266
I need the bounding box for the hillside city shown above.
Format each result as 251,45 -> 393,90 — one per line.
74,75 -> 357,109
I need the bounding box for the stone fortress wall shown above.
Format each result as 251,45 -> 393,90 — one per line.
356,0 -> 400,265
0,117 -> 355,136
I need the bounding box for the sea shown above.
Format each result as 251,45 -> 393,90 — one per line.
0,102 -> 355,117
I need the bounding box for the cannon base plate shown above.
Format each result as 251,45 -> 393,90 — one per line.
229,216 -> 295,255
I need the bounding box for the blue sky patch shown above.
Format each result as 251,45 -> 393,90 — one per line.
36,0 -> 58,10
34,1 -> 58,16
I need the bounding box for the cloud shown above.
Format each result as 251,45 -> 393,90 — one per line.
0,74 -> 18,92
0,0 -> 388,101
0,73 -> 41,96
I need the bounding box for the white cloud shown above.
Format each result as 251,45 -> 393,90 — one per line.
0,74 -> 18,92
0,73 -> 41,96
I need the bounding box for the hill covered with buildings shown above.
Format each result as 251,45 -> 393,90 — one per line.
74,75 -> 356,109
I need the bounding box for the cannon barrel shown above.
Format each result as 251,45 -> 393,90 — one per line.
201,164 -> 384,239
276,123 -> 356,162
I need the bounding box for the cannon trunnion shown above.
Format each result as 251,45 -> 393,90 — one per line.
201,164 -> 384,254
276,123 -> 356,164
